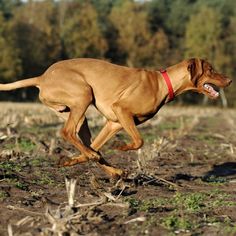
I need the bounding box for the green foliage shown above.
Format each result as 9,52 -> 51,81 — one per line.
110,0 -> 150,67
13,180 -> 28,190
110,0 -> 169,67
33,172 -> 55,185
9,1 -> 61,77
0,12 -> 22,82
161,215 -> 192,231
18,138 -> 36,152
0,0 -> 22,19
185,6 -> 221,60
0,190 -> 8,200
126,190 -> 236,233
203,175 -> 228,184
0,161 -> 22,174
173,192 -> 205,212
62,2 -> 107,58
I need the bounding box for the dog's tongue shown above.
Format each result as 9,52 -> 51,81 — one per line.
204,84 -> 219,98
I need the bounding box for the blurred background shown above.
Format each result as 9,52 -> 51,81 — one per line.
0,0 -> 235,106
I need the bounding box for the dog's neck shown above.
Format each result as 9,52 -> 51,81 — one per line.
164,61 -> 194,100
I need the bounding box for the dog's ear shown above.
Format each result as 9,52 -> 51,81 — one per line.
188,58 -> 203,86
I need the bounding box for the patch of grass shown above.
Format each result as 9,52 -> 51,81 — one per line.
161,214 -> 192,231
33,172 -> 55,185
104,149 -> 116,155
126,192 -> 206,213
141,128 -> 158,143
0,190 -> 8,200
207,190 -> 236,207
203,175 -> 228,184
0,161 -> 22,174
18,138 -> 36,152
30,189 -> 44,198
194,134 -> 219,144
30,158 -> 42,166
125,197 -> 169,212
157,120 -> 181,132
6,178 -> 29,190
126,197 -> 140,208
173,192 -> 205,212
21,126 -> 40,134
3,142 -> 15,150
223,224 -> 236,235
14,180 -> 29,190
3,138 -> 36,152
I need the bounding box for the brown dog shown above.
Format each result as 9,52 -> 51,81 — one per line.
0,58 -> 231,178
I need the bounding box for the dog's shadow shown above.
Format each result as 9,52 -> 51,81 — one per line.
172,162 -> 236,183
202,162 -> 236,182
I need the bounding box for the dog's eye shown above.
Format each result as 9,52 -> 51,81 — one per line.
209,67 -> 214,73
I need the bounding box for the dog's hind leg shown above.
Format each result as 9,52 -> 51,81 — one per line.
61,109 -> 100,162
62,117 -> 94,165
64,120 -> 124,178
77,117 -> 92,148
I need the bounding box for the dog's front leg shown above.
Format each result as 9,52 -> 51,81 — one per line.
111,102 -> 143,151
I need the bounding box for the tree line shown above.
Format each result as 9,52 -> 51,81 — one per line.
0,0 -> 235,106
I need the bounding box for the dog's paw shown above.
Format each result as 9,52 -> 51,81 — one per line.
58,155 -> 88,167
115,144 -> 134,151
84,149 -> 100,161
61,159 -> 77,167
115,141 -> 143,151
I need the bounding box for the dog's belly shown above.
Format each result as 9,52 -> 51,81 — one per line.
94,99 -> 159,124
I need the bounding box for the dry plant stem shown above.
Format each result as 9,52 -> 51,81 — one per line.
155,176 -> 180,189
7,225 -> 13,236
7,205 -> 44,216
114,184 -> 127,200
65,178 -> 77,207
75,197 -> 106,208
15,216 -> 34,226
105,202 -> 129,208
124,216 -> 146,224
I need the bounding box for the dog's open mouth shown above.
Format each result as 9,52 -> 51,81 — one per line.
203,83 -> 219,98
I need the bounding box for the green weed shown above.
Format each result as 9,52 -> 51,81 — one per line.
157,120 -> 181,132
14,181 -> 29,190
194,134 -> 218,144
203,175 -> 228,183
0,161 -> 22,174
3,142 -> 15,150
0,190 -> 8,200
33,172 -> 55,185
126,197 -> 140,208
126,197 -> 169,212
30,158 -> 43,167
18,138 -> 36,152
173,192 -> 205,212
161,214 -> 192,231
224,225 -> 236,235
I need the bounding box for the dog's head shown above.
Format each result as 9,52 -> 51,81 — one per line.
188,58 -> 232,99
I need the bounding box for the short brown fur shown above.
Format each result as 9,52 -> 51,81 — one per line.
0,58 -> 231,178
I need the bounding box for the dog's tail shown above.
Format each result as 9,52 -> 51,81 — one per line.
0,76 -> 40,91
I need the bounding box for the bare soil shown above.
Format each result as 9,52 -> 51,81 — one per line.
0,103 -> 236,236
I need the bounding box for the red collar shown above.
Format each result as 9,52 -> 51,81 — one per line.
160,69 -> 175,102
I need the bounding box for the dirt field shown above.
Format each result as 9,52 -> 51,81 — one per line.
0,102 -> 236,236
